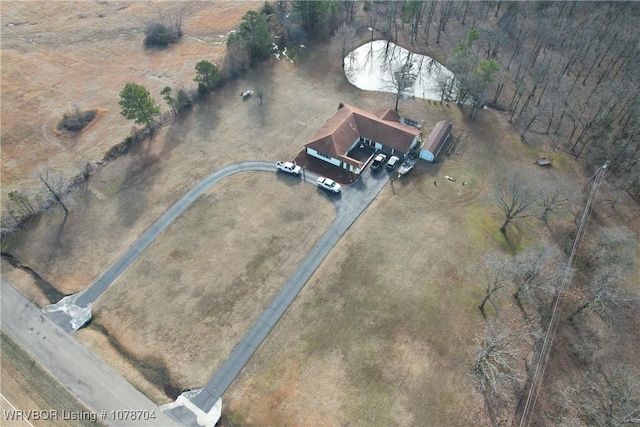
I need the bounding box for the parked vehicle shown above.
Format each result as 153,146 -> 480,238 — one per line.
276,161 -> 301,175
370,153 -> 387,171
386,155 -> 400,170
241,89 -> 254,99
316,176 -> 341,193
398,154 -> 417,177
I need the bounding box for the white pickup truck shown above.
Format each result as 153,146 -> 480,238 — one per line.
276,161 -> 302,175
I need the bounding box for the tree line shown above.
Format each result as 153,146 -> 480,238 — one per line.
294,1 -> 639,201
413,2 -> 638,198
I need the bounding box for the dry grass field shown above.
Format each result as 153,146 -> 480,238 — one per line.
220,102 -> 587,426
1,332 -> 104,427
78,172 -> 335,402
1,1 -> 250,201
2,2 -> 639,426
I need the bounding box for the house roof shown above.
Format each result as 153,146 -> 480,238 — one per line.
304,104 -> 421,164
422,120 -> 452,157
376,108 -> 401,122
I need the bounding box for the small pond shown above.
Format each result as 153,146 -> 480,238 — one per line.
344,40 -> 459,102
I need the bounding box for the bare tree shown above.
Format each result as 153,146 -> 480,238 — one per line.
288,24 -> 308,57
422,1 -> 437,46
560,363 -> 640,426
477,252 -> 510,317
582,226 -> 638,273
332,23 -> 356,69
511,242 -> 564,305
436,1 -> 454,44
401,1 -> 424,44
35,169 -> 68,216
338,0 -> 358,24
390,56 -> 417,111
568,264 -> 638,323
539,186 -> 569,224
365,2 -> 378,43
175,87 -> 192,112
495,173 -> 541,234
222,38 -> 250,80
473,319 -> 534,410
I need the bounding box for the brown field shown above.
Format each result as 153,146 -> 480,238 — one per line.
1,0 -> 252,201
221,101 -> 592,426
2,2 -> 639,426
1,332 -> 104,427
81,172 -> 335,402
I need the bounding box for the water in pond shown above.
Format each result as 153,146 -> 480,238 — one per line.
344,40 -> 459,102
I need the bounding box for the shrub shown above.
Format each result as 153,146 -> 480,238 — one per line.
176,88 -> 192,111
57,107 -> 97,131
261,1 -> 276,15
144,18 -> 181,48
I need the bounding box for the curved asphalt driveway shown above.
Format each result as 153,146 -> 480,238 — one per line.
46,161 -> 292,330
40,160 -> 391,425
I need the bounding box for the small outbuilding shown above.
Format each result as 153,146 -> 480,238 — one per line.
419,120 -> 452,162
537,157 -> 552,167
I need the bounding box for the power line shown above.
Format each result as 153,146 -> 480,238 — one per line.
516,161 -> 610,427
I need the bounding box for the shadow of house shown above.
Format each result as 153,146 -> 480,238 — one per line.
300,103 -> 422,181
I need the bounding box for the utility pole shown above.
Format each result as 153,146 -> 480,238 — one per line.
515,161 -> 610,427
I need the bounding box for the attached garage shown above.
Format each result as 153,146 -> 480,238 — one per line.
419,120 -> 452,162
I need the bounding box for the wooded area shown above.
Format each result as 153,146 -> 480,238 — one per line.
274,1 -> 640,201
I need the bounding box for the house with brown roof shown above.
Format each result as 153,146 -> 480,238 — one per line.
304,104 -> 421,175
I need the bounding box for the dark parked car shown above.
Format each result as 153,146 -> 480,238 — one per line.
370,153 -> 387,171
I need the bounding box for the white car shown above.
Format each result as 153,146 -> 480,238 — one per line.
386,155 -> 400,170
241,89 -> 254,99
316,176 -> 341,193
276,161 -> 302,175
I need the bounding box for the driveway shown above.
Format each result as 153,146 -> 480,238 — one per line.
35,161 -> 391,426
171,167 -> 392,425
44,161 -> 285,331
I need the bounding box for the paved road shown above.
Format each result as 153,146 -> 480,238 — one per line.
188,168 -> 391,413
1,279 -> 179,427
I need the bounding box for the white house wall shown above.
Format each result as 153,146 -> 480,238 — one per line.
306,147 -> 342,167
